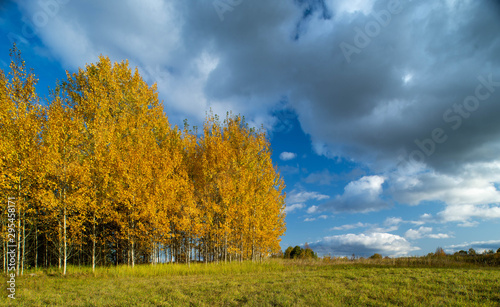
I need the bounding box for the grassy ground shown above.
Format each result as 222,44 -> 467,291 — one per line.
3,260 -> 500,306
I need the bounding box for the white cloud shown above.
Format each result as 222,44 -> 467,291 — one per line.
438,204 -> 500,223
279,151 -> 297,161
284,203 -> 305,214
420,213 -> 433,220
405,227 -> 450,240
287,190 -> 330,204
390,162 -> 500,226
304,215 -> 327,222
307,205 -> 319,214
410,220 -> 426,226
384,217 -> 403,226
457,221 -> 479,228
331,222 -> 369,231
390,165 -> 500,208
317,176 -> 388,213
309,232 -> 419,257
286,190 -> 329,216
369,225 -> 399,233
405,227 -> 431,240
331,218 -> 405,233
366,217 -> 422,233
344,176 -> 385,195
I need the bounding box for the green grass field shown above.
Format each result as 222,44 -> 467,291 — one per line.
3,260 -> 500,306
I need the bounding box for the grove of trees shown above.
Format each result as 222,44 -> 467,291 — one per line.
0,45 -> 286,275
283,243 -> 318,259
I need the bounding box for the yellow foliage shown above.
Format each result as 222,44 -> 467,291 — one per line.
0,46 -> 286,270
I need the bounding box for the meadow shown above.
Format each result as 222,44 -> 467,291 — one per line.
3,259 -> 500,306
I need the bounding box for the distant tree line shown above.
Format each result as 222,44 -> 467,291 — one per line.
364,247 -> 500,266
283,243 -> 318,259
290,245 -> 500,266
426,247 -> 500,266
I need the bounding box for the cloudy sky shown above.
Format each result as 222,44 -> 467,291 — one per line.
2,0 -> 500,257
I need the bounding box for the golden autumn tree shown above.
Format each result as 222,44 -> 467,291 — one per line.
59,57 -> 163,267
165,125 -> 199,265
0,58 -> 13,272
245,132 -> 286,259
143,103 -> 174,265
192,113 -> 286,262
196,114 -> 227,263
40,95 -> 90,275
112,87 -> 155,268
0,44 -> 45,275
222,115 -> 286,261
181,122 -> 208,263
58,57 -> 132,270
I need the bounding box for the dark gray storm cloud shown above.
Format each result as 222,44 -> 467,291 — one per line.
167,0 -> 500,175
15,0 -> 500,217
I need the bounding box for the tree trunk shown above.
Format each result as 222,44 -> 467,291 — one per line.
151,242 -> 155,265
35,219 -> 38,269
58,220 -> 62,270
131,240 -> 135,268
63,206 -> 67,275
92,215 -> 96,272
240,233 -> 243,263
115,240 -> 119,266
45,237 -> 48,267
187,240 -> 189,264
21,212 -> 25,275
224,232 -> 227,264
204,239 -> 208,264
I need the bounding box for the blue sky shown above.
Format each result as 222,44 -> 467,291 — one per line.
2,0 -> 500,257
